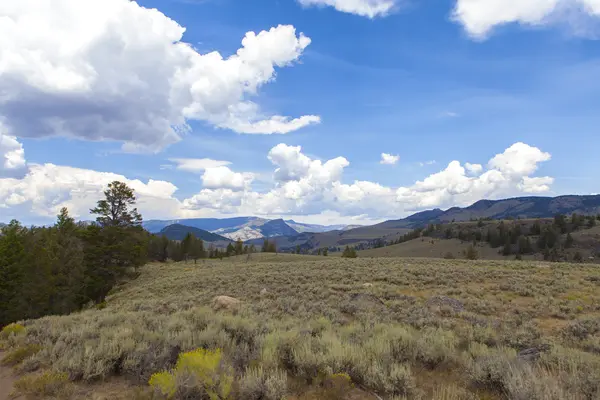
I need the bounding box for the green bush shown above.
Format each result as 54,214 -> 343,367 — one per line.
0,323 -> 26,339
1,344 -> 43,366
13,371 -> 72,398
149,348 -> 234,399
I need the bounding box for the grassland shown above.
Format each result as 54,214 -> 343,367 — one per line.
2,253 -> 600,399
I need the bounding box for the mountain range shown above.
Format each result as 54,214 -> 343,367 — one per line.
243,194 -> 600,252
158,224 -> 231,242
143,217 -> 360,240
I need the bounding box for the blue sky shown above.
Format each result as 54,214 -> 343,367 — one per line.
1,0 -> 600,225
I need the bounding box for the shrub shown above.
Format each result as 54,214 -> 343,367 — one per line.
341,246 -> 357,258
149,348 -> 234,399
468,348 -> 516,393
13,371 -> 72,398
0,323 -> 26,339
237,367 -> 288,400
1,344 -> 43,366
464,245 -> 478,260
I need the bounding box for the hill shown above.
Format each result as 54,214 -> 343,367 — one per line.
158,224 -> 231,242
376,195 -> 600,230
357,215 -> 600,263
143,217 -> 351,240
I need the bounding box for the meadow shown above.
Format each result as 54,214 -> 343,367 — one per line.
2,253 -> 600,399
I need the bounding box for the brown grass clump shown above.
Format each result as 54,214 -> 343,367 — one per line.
2,256 -> 600,399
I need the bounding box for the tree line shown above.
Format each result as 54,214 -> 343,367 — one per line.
0,181 -> 272,328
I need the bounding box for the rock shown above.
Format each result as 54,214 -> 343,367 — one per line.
362,283 -> 374,288
260,288 -> 268,296
426,296 -> 465,312
212,296 -> 241,311
518,344 -> 551,362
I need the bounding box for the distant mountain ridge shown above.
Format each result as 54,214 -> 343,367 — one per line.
158,224 -> 231,242
143,217 -> 358,239
372,195 -> 600,231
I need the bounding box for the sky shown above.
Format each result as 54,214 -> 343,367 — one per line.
1,0 -> 600,226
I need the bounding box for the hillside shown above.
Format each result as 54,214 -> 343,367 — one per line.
375,195 -> 600,230
3,258 -> 600,399
158,224 -> 231,242
358,216 -> 600,262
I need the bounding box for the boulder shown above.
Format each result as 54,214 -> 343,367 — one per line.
212,296 -> 241,311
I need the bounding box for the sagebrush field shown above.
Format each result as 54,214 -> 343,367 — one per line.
2,254 -> 600,399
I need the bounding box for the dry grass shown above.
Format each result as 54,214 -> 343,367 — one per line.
2,254 -> 600,399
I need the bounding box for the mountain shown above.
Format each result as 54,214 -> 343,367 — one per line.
363,195 -> 600,232
261,219 -> 298,237
247,195 -> 600,253
144,217 -> 340,239
284,220 -> 361,233
158,224 -> 231,242
218,219 -> 298,240
143,217 -> 261,234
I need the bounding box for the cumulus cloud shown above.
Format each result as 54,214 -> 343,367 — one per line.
170,158 -> 231,173
0,133 -> 26,178
201,166 -> 254,191
380,153 -> 400,165
297,0 -> 396,18
0,163 -> 183,219
0,141 -> 555,223
0,1 -> 318,152
465,162 -> 483,174
396,142 -> 553,210
453,0 -> 600,39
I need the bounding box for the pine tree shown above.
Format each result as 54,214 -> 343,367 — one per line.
235,239 -> 244,255
90,181 -> 142,227
342,246 -> 357,258
565,233 -> 574,249
0,221 -> 27,325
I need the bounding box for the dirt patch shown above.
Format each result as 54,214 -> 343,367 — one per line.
0,351 -> 20,400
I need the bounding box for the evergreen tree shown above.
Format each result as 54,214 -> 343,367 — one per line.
90,181 -> 142,227
465,245 -> 478,260
565,233 -> 574,249
190,237 -> 205,264
235,239 -> 244,256
342,246 -> 357,258
502,239 -> 512,256
226,243 -> 235,256
0,221 -> 27,326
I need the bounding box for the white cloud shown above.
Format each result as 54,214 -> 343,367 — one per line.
0,163 -> 184,220
419,160 -> 437,167
0,141 -> 555,224
518,176 -> 555,193
380,153 -> 400,165
487,142 -> 551,176
396,143 -> 553,210
298,0 -> 396,18
453,0 -> 600,39
170,158 -> 231,173
0,1 -> 318,152
0,133 -> 26,178
201,166 -> 254,191
465,162 -> 483,174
